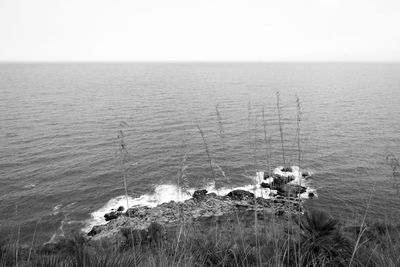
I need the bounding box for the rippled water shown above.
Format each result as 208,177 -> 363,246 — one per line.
1,63 -> 400,243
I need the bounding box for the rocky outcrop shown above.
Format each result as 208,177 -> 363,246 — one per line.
87,189 -> 302,241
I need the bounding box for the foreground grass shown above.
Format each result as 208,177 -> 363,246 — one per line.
1,209 -> 400,267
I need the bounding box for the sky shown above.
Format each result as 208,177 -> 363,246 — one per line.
0,0 -> 399,62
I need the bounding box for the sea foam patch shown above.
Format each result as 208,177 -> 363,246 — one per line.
83,166 -> 316,232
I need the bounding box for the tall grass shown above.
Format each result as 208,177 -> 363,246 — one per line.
295,94 -> 302,266
215,104 -> 231,186
117,121 -> 131,214
276,92 -> 286,167
386,152 -> 400,194
262,106 -> 271,176
197,123 -> 218,194
4,207 -> 399,267
117,121 -> 137,259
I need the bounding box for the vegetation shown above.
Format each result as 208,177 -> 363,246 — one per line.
2,209 -> 400,267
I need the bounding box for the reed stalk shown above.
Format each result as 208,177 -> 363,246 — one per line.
197,123 -> 218,195
117,121 -> 136,256
276,92 -> 286,167
262,104 -> 279,265
215,104 -> 231,186
276,92 -> 291,264
27,217 -> 41,265
349,185 -> 375,267
295,93 -> 302,266
118,122 -> 131,214
262,106 -> 271,176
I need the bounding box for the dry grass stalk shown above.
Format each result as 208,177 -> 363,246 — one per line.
276,92 -> 286,166
295,93 -> 302,266
386,152 -> 400,195
215,104 -> 231,186
117,121 -> 136,256
197,123 -> 218,195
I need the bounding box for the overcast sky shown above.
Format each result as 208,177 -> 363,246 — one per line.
0,0 -> 399,62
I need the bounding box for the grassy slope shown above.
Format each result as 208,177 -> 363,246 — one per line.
2,209 -> 400,267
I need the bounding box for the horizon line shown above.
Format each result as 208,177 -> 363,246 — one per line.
1,60 -> 400,64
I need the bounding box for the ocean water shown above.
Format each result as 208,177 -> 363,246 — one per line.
1,63 -> 400,243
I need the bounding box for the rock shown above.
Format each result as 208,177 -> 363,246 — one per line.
263,173 -> 271,180
117,206 -> 124,212
87,225 -> 102,236
193,189 -> 208,200
302,171 -> 310,178
260,182 -> 270,188
308,192 -> 314,198
281,167 -> 293,172
226,190 -> 254,200
104,211 -> 121,221
269,192 -> 277,197
272,174 -> 295,186
276,184 -> 307,198
126,206 -> 151,218
88,188 -> 303,242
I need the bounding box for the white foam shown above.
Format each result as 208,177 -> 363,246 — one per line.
23,184 -> 36,189
82,166 -> 317,232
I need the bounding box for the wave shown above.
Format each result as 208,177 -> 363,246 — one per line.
82,166 -> 316,233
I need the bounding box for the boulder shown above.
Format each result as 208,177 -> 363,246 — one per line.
308,192 -> 315,198
104,211 -> 121,221
87,225 -> 102,236
272,174 -> 295,187
193,189 -> 208,200
302,171 -> 310,178
281,167 -> 293,172
117,206 -> 125,212
260,182 -> 270,188
263,173 -> 271,180
276,184 -> 307,198
226,190 -> 254,200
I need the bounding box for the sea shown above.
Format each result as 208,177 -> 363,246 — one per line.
1,63 -> 399,244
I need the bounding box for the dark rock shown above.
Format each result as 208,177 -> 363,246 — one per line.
193,189 -> 208,200
272,174 -> 295,187
308,192 -> 314,198
104,211 -> 121,221
87,225 -> 102,236
226,190 -> 254,200
263,173 -> 271,180
276,184 -> 307,198
207,192 -> 217,197
126,206 -> 151,218
281,167 -> 293,172
260,182 -> 270,188
117,206 -> 124,212
302,171 -> 310,178
269,192 -> 277,197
